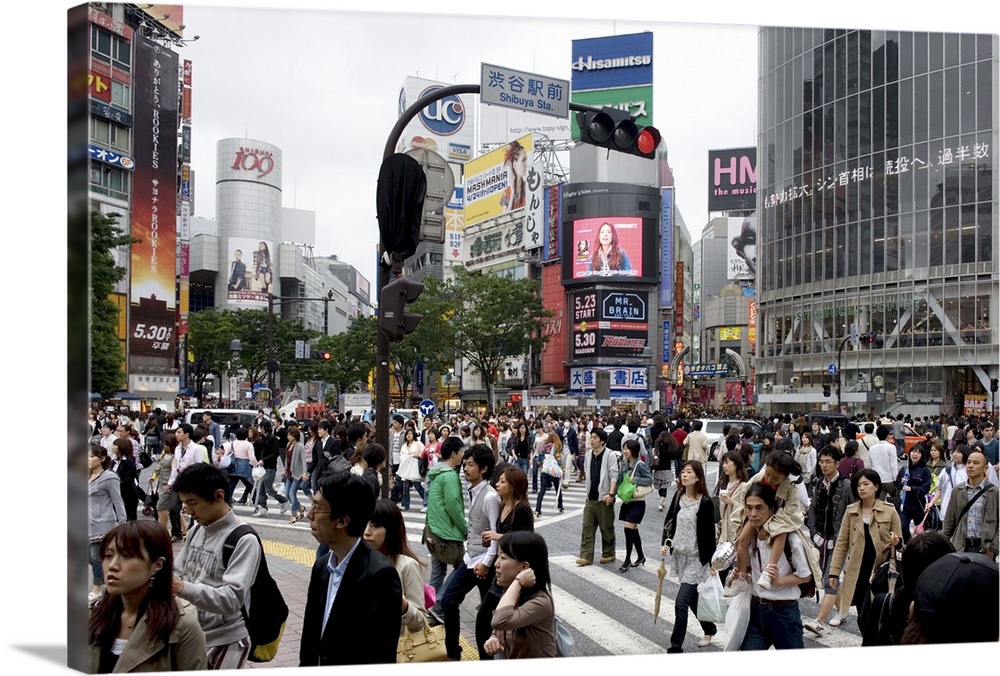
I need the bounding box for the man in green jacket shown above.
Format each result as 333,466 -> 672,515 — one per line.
424,436 -> 468,623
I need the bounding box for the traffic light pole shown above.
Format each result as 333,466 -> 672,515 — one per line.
377,86 -> 604,495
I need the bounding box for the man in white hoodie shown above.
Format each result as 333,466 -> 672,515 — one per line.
172,463 -> 261,670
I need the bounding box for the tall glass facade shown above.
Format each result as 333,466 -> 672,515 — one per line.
756,27 -> 998,416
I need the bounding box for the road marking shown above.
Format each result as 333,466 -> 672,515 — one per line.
548,584 -> 666,655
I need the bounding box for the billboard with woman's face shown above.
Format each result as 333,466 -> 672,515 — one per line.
570,217 -> 643,279
560,182 -> 660,286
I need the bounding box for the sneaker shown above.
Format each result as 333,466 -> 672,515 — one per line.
723,576 -> 751,598
803,619 -> 825,636
252,507 -> 267,518
280,502 -> 291,515
756,570 -> 773,590
828,612 -> 848,627
419,507 -> 427,513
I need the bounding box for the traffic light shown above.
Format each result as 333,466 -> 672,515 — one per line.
576,106 -> 661,159
311,350 -> 331,361
992,377 -> 999,393
860,333 -> 874,344
822,382 -> 831,397
379,276 -> 424,342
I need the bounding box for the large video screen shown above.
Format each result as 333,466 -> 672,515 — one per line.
560,182 -> 660,286
569,217 -> 644,280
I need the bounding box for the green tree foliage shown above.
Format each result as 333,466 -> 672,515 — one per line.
188,307 -> 317,400
90,211 -> 138,398
445,268 -> 551,412
314,315 -> 376,397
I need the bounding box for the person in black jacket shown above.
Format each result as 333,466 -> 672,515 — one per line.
896,444 -> 933,544
300,471 -> 402,666
253,421 -> 290,517
112,438 -> 139,521
660,460 -> 718,652
803,446 -> 850,635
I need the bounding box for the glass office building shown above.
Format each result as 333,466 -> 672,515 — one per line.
755,27 -> 998,417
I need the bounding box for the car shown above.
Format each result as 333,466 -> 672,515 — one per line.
696,418 -> 763,460
184,409 -> 260,430
857,422 -> 923,454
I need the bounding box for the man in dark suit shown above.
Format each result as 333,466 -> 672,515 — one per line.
300,471 -> 402,666
228,249 -> 247,290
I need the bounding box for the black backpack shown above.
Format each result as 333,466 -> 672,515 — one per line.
209,523 -> 288,662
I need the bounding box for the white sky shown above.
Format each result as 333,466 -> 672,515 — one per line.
181,5 -> 760,285
1,2 -> 996,676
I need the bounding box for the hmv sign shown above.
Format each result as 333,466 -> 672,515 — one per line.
707,147 -> 757,212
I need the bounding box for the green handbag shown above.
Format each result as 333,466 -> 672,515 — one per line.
616,468 -> 637,502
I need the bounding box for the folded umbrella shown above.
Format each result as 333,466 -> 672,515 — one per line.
653,556 -> 667,624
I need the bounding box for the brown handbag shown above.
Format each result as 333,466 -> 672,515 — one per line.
396,619 -> 447,663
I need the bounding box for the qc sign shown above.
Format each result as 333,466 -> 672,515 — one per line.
481,63 -> 569,119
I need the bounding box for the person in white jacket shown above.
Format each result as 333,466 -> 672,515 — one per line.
397,428 -> 425,511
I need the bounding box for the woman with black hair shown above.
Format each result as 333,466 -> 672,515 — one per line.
364,499 -> 429,635
652,429 -> 679,511
660,460 -> 718,652
827,468 -> 902,627
895,444 -> 932,544
113,438 -> 140,522
90,444 -> 127,604
618,439 -> 654,572
89,521 -> 206,672
484,531 -> 557,659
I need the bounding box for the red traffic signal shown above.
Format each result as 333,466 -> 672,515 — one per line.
576,106 -> 660,159
311,350 -> 332,360
379,276 -> 424,342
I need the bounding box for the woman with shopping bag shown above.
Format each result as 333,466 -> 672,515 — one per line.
617,439 -> 654,573
660,460 -> 718,652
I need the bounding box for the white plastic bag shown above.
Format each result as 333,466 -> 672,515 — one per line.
723,589 -> 751,651
696,573 -> 727,624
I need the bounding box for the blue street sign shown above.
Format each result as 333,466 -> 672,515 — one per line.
419,399 -> 436,417
828,364 -> 838,375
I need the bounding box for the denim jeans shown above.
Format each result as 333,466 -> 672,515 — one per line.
531,456 -> 541,491
670,582 -> 717,650
429,556 -> 454,596
89,542 -> 104,586
440,560 -> 494,660
284,477 -> 311,514
401,479 -> 425,510
514,458 -> 529,476
740,597 -> 805,650
536,473 -> 563,514
255,468 -> 288,509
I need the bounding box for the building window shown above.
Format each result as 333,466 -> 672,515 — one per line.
90,118 -> 131,154
89,164 -> 129,201
91,26 -> 131,71
111,80 -> 131,111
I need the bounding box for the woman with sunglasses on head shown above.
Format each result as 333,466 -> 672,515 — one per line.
88,521 -> 206,672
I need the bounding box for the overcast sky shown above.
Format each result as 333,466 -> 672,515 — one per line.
180,5 -> 760,285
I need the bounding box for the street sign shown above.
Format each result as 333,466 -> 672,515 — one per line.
419,399 -> 436,417
480,63 -> 570,119
828,364 -> 838,376
295,339 -> 305,359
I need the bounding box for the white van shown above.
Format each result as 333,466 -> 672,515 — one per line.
184,409 -> 260,430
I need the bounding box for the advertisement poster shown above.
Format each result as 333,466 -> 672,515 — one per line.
570,217 -> 643,279
129,35 -> 178,358
396,76 -> 476,163
708,146 -> 757,212
727,215 -> 757,280
226,237 -> 274,307
660,187 -> 673,307
571,289 -> 650,360
464,133 -> 534,227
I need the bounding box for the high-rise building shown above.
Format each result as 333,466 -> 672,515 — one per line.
755,27 -> 998,417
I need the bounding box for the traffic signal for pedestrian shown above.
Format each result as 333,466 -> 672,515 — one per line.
379,276 -> 424,342
822,382 -> 831,397
576,106 -> 661,159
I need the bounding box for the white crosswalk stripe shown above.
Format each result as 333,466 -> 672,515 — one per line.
548,554 -> 862,652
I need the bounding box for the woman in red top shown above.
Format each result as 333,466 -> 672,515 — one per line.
838,439 -> 865,479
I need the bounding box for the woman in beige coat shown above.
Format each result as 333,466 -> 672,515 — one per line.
827,468 -> 901,627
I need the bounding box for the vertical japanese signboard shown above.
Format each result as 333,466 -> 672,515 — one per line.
129,35 -> 178,358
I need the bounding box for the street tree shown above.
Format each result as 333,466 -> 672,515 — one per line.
446,267 -> 551,412
314,315 -> 376,398
90,211 -> 139,399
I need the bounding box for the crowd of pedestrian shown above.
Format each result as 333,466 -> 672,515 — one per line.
86,403 -> 997,671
